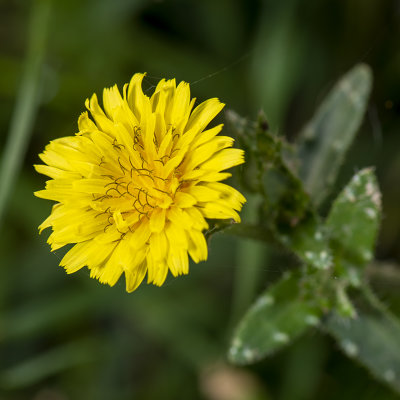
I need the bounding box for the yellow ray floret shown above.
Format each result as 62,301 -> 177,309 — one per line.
34,73 -> 246,292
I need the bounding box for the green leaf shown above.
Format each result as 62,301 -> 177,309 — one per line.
227,110 -> 334,272
228,271 -> 321,365
297,64 -> 372,206
278,212 -> 333,271
326,168 -> 381,284
261,159 -> 309,226
254,115 -> 333,271
261,159 -> 332,272
324,290 -> 400,394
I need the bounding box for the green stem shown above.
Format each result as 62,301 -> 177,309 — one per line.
225,222 -> 276,244
0,0 -> 51,228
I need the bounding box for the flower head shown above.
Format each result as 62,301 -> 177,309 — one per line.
35,73 -> 245,292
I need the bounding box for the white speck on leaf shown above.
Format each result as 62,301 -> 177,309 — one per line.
320,251 -> 328,259
362,250 -> 372,261
372,191 -> 381,207
255,295 -> 274,309
305,252 -> 314,260
305,315 -> 319,326
273,332 -> 289,343
345,188 -> 356,202
347,268 -> 361,287
229,346 -> 238,357
232,338 -> 242,350
314,231 -> 323,241
383,369 -> 396,382
352,173 -> 361,185
364,207 -> 376,219
366,181 -> 375,196
341,339 -> 358,356
316,251 -> 331,269
242,347 -> 256,361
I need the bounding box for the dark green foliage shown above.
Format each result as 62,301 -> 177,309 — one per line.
228,65 -> 400,396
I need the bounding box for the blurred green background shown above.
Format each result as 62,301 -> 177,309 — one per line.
1,0 -> 400,399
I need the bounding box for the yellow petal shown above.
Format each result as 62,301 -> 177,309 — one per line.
60,241 -> 90,273
198,201 -> 241,222
174,192 -> 197,208
186,98 -> 224,134
150,207 -> 166,233
185,207 -> 209,230
200,148 -> 245,171
165,221 -> 188,249
125,260 -> 147,292
188,229 -> 208,263
103,84 -> 123,120
189,185 -> 220,202
77,111 -> 97,133
127,73 -> 146,121
167,246 -> 189,276
149,231 -> 168,261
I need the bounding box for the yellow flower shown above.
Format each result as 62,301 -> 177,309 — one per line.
35,73 -> 245,292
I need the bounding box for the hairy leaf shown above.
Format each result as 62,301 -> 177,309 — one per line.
326,168 -> 381,285
324,291 -> 400,394
229,271 -> 321,365
297,64 -> 372,206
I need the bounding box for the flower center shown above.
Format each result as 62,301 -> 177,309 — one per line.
91,135 -> 184,235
